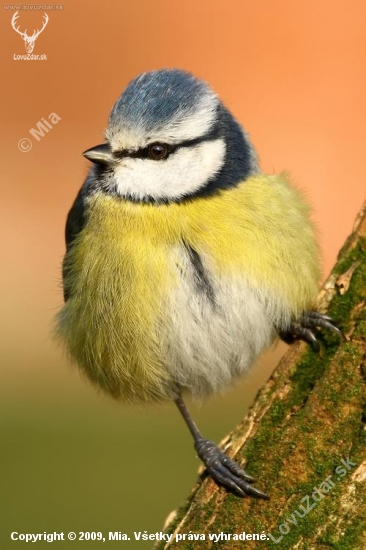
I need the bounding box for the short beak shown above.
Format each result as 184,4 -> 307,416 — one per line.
82,143 -> 115,165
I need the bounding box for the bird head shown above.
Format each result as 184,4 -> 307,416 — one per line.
83,69 -> 259,202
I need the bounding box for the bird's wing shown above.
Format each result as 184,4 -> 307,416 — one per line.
63,188 -> 86,302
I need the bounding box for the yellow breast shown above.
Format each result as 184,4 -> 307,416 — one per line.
56,173 -> 320,402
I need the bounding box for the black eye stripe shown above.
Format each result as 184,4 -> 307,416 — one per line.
113,132 -> 217,160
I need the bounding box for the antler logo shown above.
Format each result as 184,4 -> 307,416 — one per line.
11,11 -> 49,54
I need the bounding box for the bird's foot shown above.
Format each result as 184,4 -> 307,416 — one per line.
279,310 -> 346,350
194,438 -> 268,499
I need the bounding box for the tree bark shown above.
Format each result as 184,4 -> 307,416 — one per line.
155,200 -> 366,550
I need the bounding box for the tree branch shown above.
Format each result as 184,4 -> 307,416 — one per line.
155,200 -> 366,550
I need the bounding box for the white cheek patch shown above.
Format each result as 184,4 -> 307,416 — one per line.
107,95 -> 219,151
113,138 -> 226,200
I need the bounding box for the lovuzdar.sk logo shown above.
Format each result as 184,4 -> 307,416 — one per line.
11,11 -> 48,60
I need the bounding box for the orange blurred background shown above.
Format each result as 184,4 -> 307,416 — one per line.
1,0 -> 365,547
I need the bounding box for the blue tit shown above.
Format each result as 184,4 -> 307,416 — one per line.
56,69 -> 343,498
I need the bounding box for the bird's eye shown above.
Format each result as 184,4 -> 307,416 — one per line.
147,143 -> 170,161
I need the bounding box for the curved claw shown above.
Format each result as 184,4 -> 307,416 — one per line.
307,332 -> 320,352
304,312 -> 333,322
195,439 -> 268,499
280,310 -> 347,347
208,467 -> 269,499
298,326 -> 321,350
301,311 -> 347,341
313,318 -> 346,340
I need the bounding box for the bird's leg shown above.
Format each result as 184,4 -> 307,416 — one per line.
279,310 -> 346,350
174,394 -> 268,499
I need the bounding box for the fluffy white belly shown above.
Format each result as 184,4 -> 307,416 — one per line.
160,246 -> 278,398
